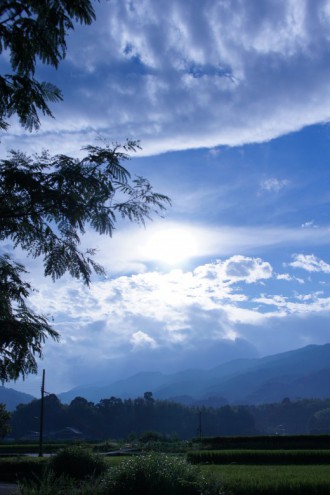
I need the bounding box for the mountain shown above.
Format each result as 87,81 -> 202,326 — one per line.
0,386 -> 35,411
59,372 -> 168,404
58,343 -> 330,405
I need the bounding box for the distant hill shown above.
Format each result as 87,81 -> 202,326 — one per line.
0,386 -> 35,411
58,343 -> 330,405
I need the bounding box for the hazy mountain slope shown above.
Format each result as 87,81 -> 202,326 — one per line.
59,358 -> 259,404
59,371 -> 168,404
57,343 -> 330,405
0,386 -> 35,411
204,344 -> 330,403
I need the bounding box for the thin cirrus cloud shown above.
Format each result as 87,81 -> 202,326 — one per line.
2,0 -> 330,156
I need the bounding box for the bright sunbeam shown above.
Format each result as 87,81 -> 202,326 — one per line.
143,226 -> 200,265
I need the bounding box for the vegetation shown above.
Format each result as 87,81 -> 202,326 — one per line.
49,445 -> 107,480
0,143 -> 170,381
0,0 -> 95,381
0,456 -> 47,483
20,472 -> 98,495
0,443 -> 70,455
201,464 -> 330,495
12,447 -> 330,495
15,452 -> 215,495
0,1 -> 170,382
199,433 -> 330,450
187,449 -> 330,465
2,439 -> 330,494
0,0 -> 95,131
101,453 -> 209,495
10,392 -> 256,440
10,393 -> 330,441
0,403 -> 10,438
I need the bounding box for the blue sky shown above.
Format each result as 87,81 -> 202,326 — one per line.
3,0 -> 330,396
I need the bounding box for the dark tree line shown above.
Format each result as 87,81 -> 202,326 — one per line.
10,394 -> 330,441
10,392 -> 256,440
248,397 -> 330,435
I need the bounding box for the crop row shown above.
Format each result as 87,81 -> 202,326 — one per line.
187,449 -> 330,464
201,464 -> 330,495
198,434 -> 330,450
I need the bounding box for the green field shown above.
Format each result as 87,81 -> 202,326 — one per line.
188,448 -> 330,464
202,464 -> 330,494
1,442 -> 330,494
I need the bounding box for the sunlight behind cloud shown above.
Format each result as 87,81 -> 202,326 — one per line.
141,226 -> 200,265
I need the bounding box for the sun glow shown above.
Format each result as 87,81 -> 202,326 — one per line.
143,226 -> 200,265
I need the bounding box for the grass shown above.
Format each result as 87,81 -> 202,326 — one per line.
0,456 -> 48,482
201,464 -> 330,495
3,443 -> 330,494
188,448 -> 330,464
0,444 -> 66,455
19,453 -> 209,495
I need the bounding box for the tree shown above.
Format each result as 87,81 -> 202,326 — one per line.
0,404 -> 11,438
0,142 -> 170,381
0,0 -> 96,130
310,407 -> 330,434
0,254 -> 59,381
0,1 -> 171,381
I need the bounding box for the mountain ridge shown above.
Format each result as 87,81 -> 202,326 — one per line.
3,343 -> 330,409
58,343 -> 330,405
0,386 -> 35,411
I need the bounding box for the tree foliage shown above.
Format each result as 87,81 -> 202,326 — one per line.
0,0 -> 96,130
0,142 -> 170,380
10,392 -> 256,440
0,141 -> 169,285
0,1 -> 171,382
0,255 -> 59,381
12,394 -> 330,441
0,403 -> 10,438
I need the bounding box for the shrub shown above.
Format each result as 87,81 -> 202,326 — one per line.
19,471 -> 106,495
0,457 -> 47,482
102,453 -> 210,495
49,446 -> 107,480
139,431 -> 165,443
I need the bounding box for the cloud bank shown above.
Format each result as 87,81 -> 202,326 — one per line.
11,250 -> 329,395
2,0 -> 330,156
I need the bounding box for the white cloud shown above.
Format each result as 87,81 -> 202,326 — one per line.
260,178 -> 289,192
38,221 -> 327,276
4,0 -> 330,398
290,254 -> 330,273
222,255 -> 273,283
29,255 -> 330,348
277,273 -> 292,281
8,249 -> 330,396
301,220 -> 318,228
276,273 -> 305,283
3,0 -> 330,156
254,292 -> 330,315
130,331 -> 157,348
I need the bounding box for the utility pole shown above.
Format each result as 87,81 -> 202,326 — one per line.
38,369 -> 45,457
